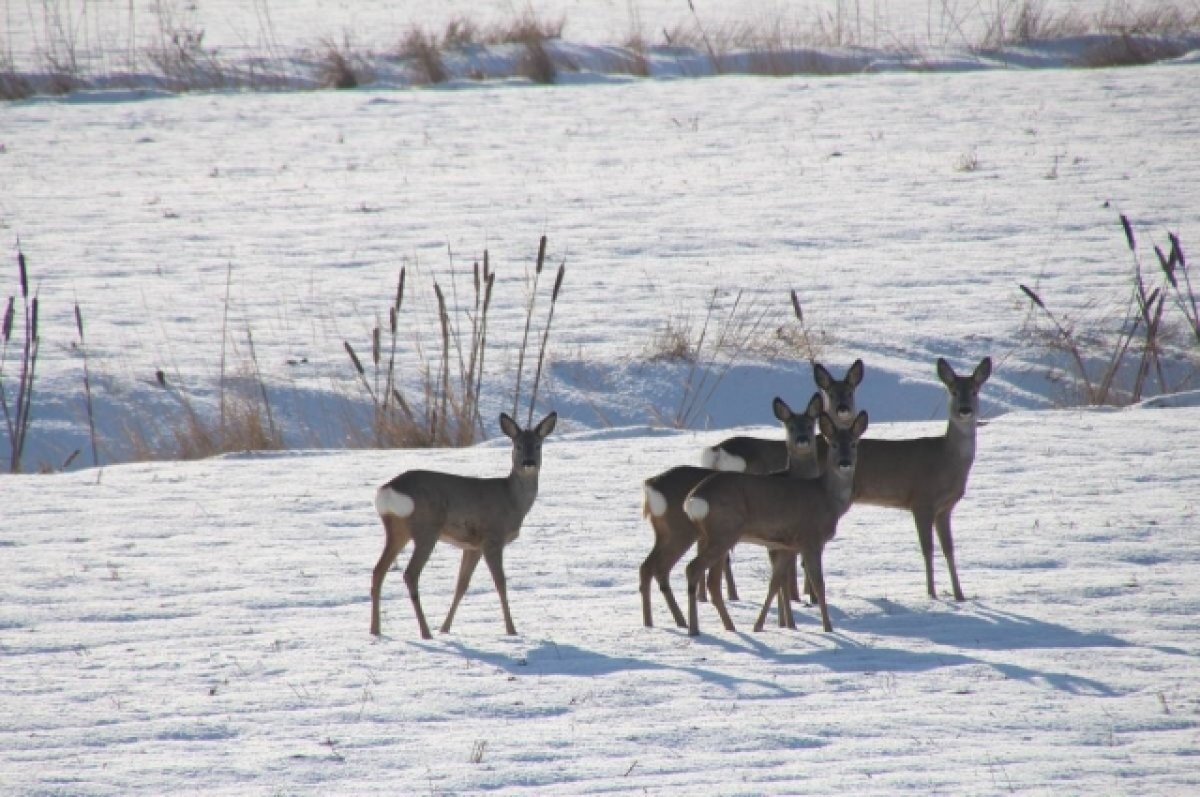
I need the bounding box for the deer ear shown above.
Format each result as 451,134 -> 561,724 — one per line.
813,363 -> 832,390
772,397 -> 792,422
936,357 -> 956,387
974,357 -> 993,385
847,358 -> 865,387
534,411 -> 557,439
805,392 -> 823,418
851,410 -> 869,438
818,413 -> 836,441
499,413 -> 521,440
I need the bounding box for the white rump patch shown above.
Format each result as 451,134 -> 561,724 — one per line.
644,485 -> 668,517
375,486 -> 415,518
702,447 -> 746,472
684,496 -> 709,521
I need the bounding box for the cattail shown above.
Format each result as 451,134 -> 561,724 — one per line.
30,297 -> 38,340
528,262 -> 565,425
372,325 -> 381,366
344,341 -> 366,375
1155,244 -> 1177,288
18,251 -> 28,298
1120,214 -> 1136,252
1019,284 -> 1046,310
536,235 -> 547,274
2,296 -> 12,342
76,302 -> 100,467
394,266 -> 406,313
389,306 -> 397,334
790,289 -> 803,324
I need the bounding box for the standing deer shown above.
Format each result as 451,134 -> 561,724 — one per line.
683,410 -> 869,636
640,394 -> 823,628
699,359 -> 864,601
370,411 -> 557,638
852,357 -> 991,601
700,359 -> 864,473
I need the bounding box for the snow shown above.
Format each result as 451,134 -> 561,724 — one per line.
3,1 -> 1200,793
3,407 -> 1199,794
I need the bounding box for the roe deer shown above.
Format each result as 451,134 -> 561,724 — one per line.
640,394 -> 823,628
370,411 -> 557,638
700,359 -> 863,474
699,359 -> 863,602
852,357 -> 991,602
683,411 -> 868,635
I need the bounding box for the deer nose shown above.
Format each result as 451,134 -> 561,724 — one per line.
520,459 -> 539,469
836,405 -> 852,420
836,457 -> 853,471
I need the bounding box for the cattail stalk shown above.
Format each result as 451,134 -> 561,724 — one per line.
434,282 -> 451,444
1020,283 -> 1097,403
512,235 -> 546,417
75,303 -> 100,467
527,262 -> 564,425
245,327 -> 279,447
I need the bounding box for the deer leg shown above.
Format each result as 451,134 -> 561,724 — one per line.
638,550 -> 658,628
786,553 -> 802,603
402,532 -> 438,640
935,510 -> 967,601
370,517 -> 410,636
686,540 -> 733,637
440,548 -> 483,634
706,559 -> 735,632
768,550 -> 792,628
723,553 -> 739,601
483,543 -> 517,636
755,552 -> 792,632
802,558 -> 816,604
913,508 -> 938,599
641,533 -> 690,629
804,548 -> 834,632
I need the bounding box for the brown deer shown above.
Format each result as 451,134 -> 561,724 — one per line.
700,359 -> 863,473
852,357 -> 991,601
640,394 -> 823,628
370,412 -> 557,638
699,359 -> 863,601
683,410 -> 869,635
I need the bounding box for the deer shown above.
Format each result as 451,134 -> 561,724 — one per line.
852,357 -> 991,602
699,358 -> 864,602
700,359 -> 864,474
370,411 -> 557,639
640,393 -> 823,629
683,410 -> 869,636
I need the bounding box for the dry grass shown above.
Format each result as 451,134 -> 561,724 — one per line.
1077,35 -> 1191,68
316,35 -> 366,89
399,29 -> 448,84
344,238 -> 564,448
1020,214 -> 1198,406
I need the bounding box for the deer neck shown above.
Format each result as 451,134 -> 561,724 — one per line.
784,447 -> 821,480
944,412 -> 978,464
818,457 -> 856,513
505,467 -> 541,514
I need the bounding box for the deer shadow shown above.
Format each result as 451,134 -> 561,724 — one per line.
433,637 -> 798,697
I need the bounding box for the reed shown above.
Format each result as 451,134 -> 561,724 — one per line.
74,303 -> 100,467
1,248 -> 40,473
345,236 -> 561,448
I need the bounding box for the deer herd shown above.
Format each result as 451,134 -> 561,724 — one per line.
370,355 -> 993,641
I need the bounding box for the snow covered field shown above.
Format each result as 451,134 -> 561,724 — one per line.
4,1 -> 1200,794
3,404 -> 1199,795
